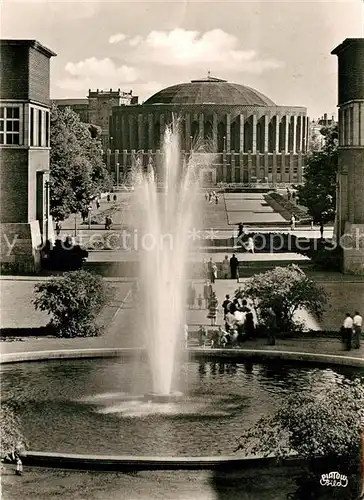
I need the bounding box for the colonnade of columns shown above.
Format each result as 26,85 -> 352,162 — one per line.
113,111 -> 309,154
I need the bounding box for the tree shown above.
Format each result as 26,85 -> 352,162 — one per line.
33,270 -> 112,337
235,265 -> 328,333
0,404 -> 27,458
297,125 -> 338,224
50,105 -> 112,221
235,379 -> 364,499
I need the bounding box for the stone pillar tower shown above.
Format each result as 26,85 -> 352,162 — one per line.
332,39 -> 364,274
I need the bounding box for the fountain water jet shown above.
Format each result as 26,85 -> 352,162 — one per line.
132,122 -> 203,399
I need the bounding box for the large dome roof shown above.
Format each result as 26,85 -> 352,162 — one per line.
144,76 -> 275,106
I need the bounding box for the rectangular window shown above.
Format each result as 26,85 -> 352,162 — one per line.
0,106 -> 21,145
38,110 -> 42,146
30,108 -> 35,146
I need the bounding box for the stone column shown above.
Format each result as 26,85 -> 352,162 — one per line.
263,115 -> 269,152
185,113 -> 191,150
274,115 -> 280,152
252,115 -> 257,153
247,151 -> 252,182
289,152 -> 294,182
223,150 -> 227,181
239,113 -> 245,153
213,112 -> 218,152
231,152 -> 236,182
240,152 -> 245,183
297,152 -> 303,183
138,114 -> 143,151
292,115 -> 297,153
199,112 -> 204,141
284,116 -> 289,153
226,113 -> 231,151
272,152 -> 277,184
148,114 -> 153,150
160,114 -> 165,148
352,103 -> 360,145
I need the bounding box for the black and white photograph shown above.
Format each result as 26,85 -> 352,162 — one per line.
0,0 -> 363,498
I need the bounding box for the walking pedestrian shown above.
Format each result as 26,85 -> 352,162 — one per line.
230,254 -> 239,280
264,307 -> 277,346
15,456 -> 23,476
221,255 -> 230,279
353,311 -> 362,349
55,221 -> 62,237
246,236 -> 255,254
342,313 -> 353,351
208,258 -> 217,283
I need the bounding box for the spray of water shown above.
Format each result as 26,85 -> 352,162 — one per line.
132,121 -> 204,396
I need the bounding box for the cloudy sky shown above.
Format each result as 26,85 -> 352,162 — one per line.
2,0 -> 363,117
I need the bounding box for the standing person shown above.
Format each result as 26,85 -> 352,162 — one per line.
230,254 -> 239,280
198,325 -> 207,346
15,456 -> 23,476
207,291 -> 218,326
113,194 -> 117,202
96,199 -> 100,210
221,255 -> 230,279
205,191 -> 209,202
287,188 -> 291,201
203,280 -> 212,309
238,222 -> 244,237
353,311 -> 362,349
320,222 -> 324,239
342,313 -> 353,351
107,194 -> 111,203
208,258 -> 216,283
290,214 -> 296,231
215,194 -> 219,204
208,192 -> 212,203
197,294 -> 203,310
55,221 -> 62,237
222,295 -> 232,318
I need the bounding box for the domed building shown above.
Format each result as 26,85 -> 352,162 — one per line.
109,76 -> 308,185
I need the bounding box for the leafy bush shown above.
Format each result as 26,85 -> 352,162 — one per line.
34,270 -> 112,338
235,265 -> 328,333
0,404 -> 27,458
236,378 -> 364,499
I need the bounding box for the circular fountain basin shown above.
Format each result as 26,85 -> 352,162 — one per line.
1,356 -> 362,458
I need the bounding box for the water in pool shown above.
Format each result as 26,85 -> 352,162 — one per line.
1,357 -> 360,457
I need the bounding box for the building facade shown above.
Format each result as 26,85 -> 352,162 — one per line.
109,76 -> 308,185
332,38 -> 364,274
53,89 -> 138,150
0,39 -> 56,271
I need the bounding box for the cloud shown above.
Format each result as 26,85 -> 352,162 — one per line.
109,33 -> 127,44
108,28 -> 283,73
58,57 -> 138,91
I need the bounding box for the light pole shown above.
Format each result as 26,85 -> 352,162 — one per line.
223,136 -> 226,151
190,135 -> 193,151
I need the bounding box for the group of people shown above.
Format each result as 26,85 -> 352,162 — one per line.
341,311 -> 362,351
203,255 -> 240,283
107,193 -> 118,203
205,191 -> 219,204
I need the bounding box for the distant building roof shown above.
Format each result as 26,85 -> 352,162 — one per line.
52,99 -> 88,106
144,76 -> 275,106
